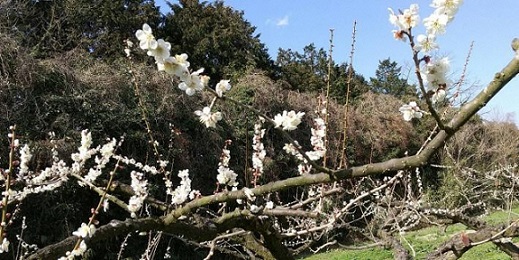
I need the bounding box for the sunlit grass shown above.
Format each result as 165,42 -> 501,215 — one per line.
300,206 -> 519,260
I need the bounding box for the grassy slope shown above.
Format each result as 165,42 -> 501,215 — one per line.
301,207 -> 519,260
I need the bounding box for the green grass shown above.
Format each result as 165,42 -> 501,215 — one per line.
301,247 -> 393,260
300,207 -> 519,260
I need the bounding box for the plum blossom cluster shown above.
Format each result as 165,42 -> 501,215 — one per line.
58,240 -> 88,260
72,223 -> 96,238
113,155 -> 162,175
83,138 -> 117,184
18,144 -> 32,177
422,57 -> 449,103
128,171 -> 148,218
166,169 -> 196,205
388,4 -> 420,41
57,223 -> 96,259
389,1 -> 463,120
274,110 -> 305,131
418,0 -> 462,104
306,117 -> 326,161
9,130 -> 117,204
194,106 -> 222,128
216,140 -> 238,188
135,24 -> 232,129
399,101 -> 424,121
71,130 -> 97,173
251,119 -> 266,186
282,115 -> 327,175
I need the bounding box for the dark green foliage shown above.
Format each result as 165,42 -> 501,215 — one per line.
1,0 -> 161,59
276,44 -> 369,103
369,58 -> 416,98
161,0 -> 276,83
276,44 -> 329,92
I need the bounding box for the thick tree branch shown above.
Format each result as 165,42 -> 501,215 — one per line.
26,44 -> 519,260
427,222 -> 519,260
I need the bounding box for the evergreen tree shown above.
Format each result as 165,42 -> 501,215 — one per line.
161,0 -> 275,82
1,0 -> 160,59
276,44 -> 328,92
369,58 -> 416,97
276,44 -> 369,103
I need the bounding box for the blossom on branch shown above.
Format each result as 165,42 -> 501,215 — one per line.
157,53 -> 190,77
399,101 -> 423,121
215,79 -> 232,97
194,106 -> 222,128
72,223 -> 96,238
274,110 -> 305,131
422,57 -> 450,92
147,39 -> 171,62
19,144 -> 32,176
415,34 -> 438,52
216,166 -> 238,187
135,23 -> 157,50
178,68 -> 209,96
388,4 -> 420,41
423,11 -> 449,35
432,89 -> 447,104
251,120 -> 266,183
169,169 -> 193,205
431,0 -> 463,21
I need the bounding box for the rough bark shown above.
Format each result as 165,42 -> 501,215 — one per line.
427,223 -> 519,260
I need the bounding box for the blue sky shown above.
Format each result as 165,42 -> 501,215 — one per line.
156,0 -> 519,124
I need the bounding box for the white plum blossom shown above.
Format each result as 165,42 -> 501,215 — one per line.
399,101 -> 423,121
423,11 -> 449,35
388,4 -> 420,35
265,201 -> 274,210
59,240 -> 88,260
100,139 -> 116,158
130,171 -> 148,196
127,171 -> 148,217
72,223 -> 96,238
169,169 -> 192,205
178,68 -> 209,96
306,117 -> 326,161
19,144 -> 32,176
194,106 -> 222,128
216,166 -> 238,187
305,150 -> 325,161
243,187 -> 256,201
124,40 -> 133,57
274,110 -> 305,131
147,39 -> 171,62
158,53 -> 190,77
283,142 -> 303,160
432,89 -> 447,104
220,145 -> 231,167
422,57 -> 450,89
215,79 -> 232,97
431,0 -> 463,21
0,238 -> 8,253
415,34 -> 438,53
251,120 -> 266,181
135,23 -> 157,50
71,130 -> 98,174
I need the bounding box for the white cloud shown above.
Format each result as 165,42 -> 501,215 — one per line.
276,15 -> 289,27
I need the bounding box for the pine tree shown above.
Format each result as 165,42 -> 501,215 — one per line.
369,58 -> 416,97
160,0 -> 275,82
